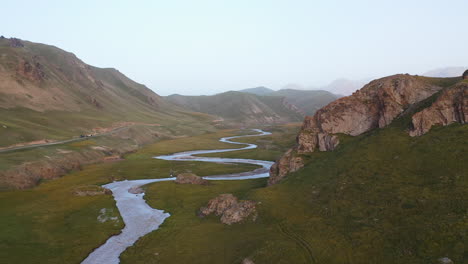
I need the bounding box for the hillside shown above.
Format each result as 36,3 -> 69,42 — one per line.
0,37 -> 219,189
239,86 -> 275,96
269,89 -> 341,116
261,73 -> 467,263
0,37 -> 216,148
165,91 -> 304,126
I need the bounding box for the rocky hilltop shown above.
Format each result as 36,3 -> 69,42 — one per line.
410,83 -> 467,136
269,74 -> 466,185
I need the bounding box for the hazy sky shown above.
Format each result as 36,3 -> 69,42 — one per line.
3,0 -> 467,95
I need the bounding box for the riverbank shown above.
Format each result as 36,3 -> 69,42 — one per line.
0,125 -> 300,264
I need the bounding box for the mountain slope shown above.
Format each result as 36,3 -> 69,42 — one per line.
165,91 -> 304,125
269,74 -> 463,184
0,37 -> 215,147
239,86 -> 275,96
269,89 -> 341,116
253,74 -> 468,263
238,87 -> 341,116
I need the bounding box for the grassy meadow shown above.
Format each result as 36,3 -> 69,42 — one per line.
1,119 -> 466,264
0,126 -> 298,263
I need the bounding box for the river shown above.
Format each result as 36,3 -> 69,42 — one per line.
81,129 -> 273,264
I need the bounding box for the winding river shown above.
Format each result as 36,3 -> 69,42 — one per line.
82,129 -> 273,264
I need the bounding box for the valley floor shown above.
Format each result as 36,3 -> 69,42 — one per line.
1,122 -> 466,264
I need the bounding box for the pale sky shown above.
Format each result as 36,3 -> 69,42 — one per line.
2,0 -> 467,95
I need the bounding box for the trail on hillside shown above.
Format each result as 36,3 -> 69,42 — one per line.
82,129 -> 273,264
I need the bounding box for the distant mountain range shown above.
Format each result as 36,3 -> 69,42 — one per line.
239,87 -> 341,116
422,66 -> 467,77
165,91 -> 304,126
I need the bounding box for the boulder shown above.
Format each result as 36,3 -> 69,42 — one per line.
463,69 -> 468,80
220,200 -> 257,225
438,257 -> 454,264
242,258 -> 255,264
199,194 -> 257,225
175,173 -> 209,185
128,186 -> 144,194
199,194 -> 238,216
73,185 -> 112,196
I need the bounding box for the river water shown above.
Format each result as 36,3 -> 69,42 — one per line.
81,129 -> 273,264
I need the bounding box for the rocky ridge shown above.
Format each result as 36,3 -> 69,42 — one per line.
410,83 -> 467,136
269,74 -> 466,185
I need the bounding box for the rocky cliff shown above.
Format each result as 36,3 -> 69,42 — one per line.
269,74 -> 466,185
410,83 -> 467,136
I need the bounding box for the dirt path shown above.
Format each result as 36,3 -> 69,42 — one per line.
0,126 -> 130,153
278,222 -> 316,263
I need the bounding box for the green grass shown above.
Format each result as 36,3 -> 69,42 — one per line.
1,121 -> 466,264
0,128 -> 281,263
120,123 -> 466,263
200,124 -> 301,161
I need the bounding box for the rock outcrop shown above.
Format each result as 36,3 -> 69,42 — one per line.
268,149 -> 304,185
409,83 -> 467,136
269,74 -> 446,185
175,173 -> 209,185
198,194 -> 257,225
9,38 -> 24,47
16,58 -> 45,82
463,69 -> 468,80
73,185 -> 112,196
128,186 -> 144,194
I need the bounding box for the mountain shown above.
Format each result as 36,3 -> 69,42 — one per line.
165,91 -> 304,126
238,87 -> 341,116
0,37 -> 215,148
270,74 -> 465,184
423,66 -> 467,77
269,89 -> 341,116
322,78 -> 369,95
238,86 -> 275,96
263,74 -> 467,263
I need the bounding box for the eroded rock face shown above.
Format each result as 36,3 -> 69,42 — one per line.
268,149 -> 304,185
175,173 -> 209,185
269,75 -> 444,184
199,194 -> 257,225
410,83 -> 467,136
16,58 -> 45,82
9,38 -> 24,47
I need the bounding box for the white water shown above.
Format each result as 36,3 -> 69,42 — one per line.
81,129 -> 273,264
